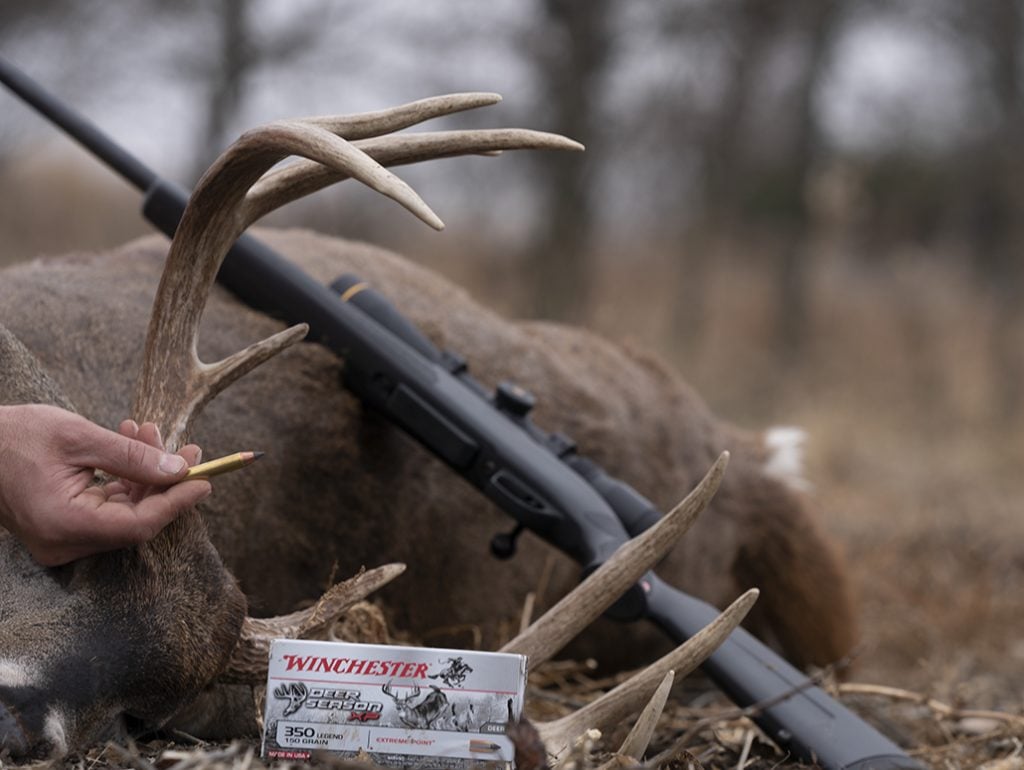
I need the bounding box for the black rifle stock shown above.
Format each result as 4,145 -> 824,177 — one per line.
0,55 -> 922,770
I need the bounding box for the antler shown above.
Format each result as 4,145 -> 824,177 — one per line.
130,93 -> 583,449
612,669 -> 675,765
501,452 -> 729,665
537,589 -> 759,767
219,563 -> 405,684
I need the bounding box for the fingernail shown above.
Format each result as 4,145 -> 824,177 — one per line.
194,448 -> 202,464
158,453 -> 186,475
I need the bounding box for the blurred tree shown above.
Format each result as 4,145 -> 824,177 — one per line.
673,0 -> 842,361
191,0 -> 251,181
771,0 -> 842,361
962,0 -> 1024,423
670,0 -> 783,358
149,0 -> 338,182
0,1 -> 84,37
519,0 -> 614,322
0,1 -> 106,162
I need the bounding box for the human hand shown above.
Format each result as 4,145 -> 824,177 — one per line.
0,404 -> 211,566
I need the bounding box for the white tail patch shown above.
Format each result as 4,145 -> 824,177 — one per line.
0,659 -> 35,688
763,427 -> 811,493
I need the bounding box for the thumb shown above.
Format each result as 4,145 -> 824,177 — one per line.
71,423 -> 190,484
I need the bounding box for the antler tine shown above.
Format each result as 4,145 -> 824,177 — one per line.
608,669 -> 675,767
301,92 -> 503,137
500,452 -> 729,666
537,589 -> 759,767
245,128 -> 585,227
219,563 -> 406,684
132,120 -> 448,447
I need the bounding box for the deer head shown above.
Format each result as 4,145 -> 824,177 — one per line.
0,93 -> 589,758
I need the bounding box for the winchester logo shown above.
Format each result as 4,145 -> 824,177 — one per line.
282,654 -> 429,678
428,656 -> 473,687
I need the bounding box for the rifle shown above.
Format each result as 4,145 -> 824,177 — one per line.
0,55 -> 922,770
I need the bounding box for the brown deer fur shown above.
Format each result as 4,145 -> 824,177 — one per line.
0,227 -> 855,753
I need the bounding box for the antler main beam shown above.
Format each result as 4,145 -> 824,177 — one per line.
131,94 -> 582,450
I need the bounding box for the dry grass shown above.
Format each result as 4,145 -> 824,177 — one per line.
0,150 -> 147,267
19,668 -> 1024,770
2,165 -> 1024,767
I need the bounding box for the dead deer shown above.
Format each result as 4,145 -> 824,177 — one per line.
0,94 -> 854,759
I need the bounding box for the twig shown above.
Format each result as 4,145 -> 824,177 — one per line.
84,743 -> 112,770
162,741 -> 248,770
237,745 -> 255,770
734,729 -> 754,769
520,591 -> 537,635
839,683 -> 1024,729
167,729 -> 202,746
533,552 -> 558,610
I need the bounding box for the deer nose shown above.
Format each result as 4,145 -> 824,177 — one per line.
0,700 -> 29,756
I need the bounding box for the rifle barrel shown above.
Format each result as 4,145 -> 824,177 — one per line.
645,578 -> 924,769
0,55 -> 156,191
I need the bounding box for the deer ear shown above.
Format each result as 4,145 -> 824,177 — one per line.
0,323 -> 76,410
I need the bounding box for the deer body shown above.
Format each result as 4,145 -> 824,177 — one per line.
0,229 -> 852,657
0,96 -> 853,758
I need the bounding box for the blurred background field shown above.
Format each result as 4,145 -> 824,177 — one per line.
2,1 -> 1023,762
